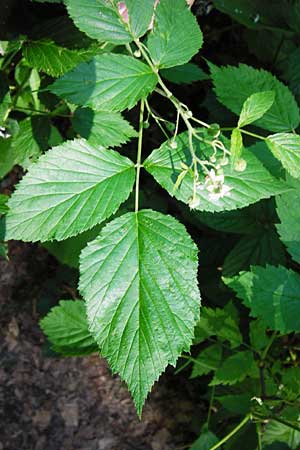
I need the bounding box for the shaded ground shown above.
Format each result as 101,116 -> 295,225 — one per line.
0,242 -> 205,450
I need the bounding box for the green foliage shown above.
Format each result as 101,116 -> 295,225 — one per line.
1,1 -> 300,445
225,265 -> 300,333
145,131 -> 288,212
6,139 -> 135,241
72,108 -> 137,147
147,0 -> 203,68
210,63 -> 300,132
50,54 -> 158,111
79,210 -> 200,415
40,300 -> 98,356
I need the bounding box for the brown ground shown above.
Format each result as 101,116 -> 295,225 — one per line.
0,242 -> 205,450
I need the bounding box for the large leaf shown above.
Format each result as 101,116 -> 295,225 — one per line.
72,108 -> 137,148
40,300 -> 98,356
50,54 -> 157,112
79,210 -> 200,415
266,133 -> 300,179
210,351 -> 259,386
223,229 -> 286,276
23,40 -> 99,77
276,176 -> 300,263
210,63 -> 300,132
5,139 -> 135,242
147,0 -> 203,69
66,0 -> 131,44
144,131 -> 289,213
224,265 -> 300,333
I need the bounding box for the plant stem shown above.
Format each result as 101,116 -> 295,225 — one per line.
207,385 -> 215,427
135,99 -> 145,213
210,414 -> 251,450
261,331 -> 278,361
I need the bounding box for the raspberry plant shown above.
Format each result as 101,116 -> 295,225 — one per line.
1,0 -> 300,448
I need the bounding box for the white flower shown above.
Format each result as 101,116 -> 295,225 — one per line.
208,184 -> 232,201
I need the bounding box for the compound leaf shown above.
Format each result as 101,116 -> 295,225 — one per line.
50,54 -> 157,112
144,131 -> 289,213
147,0 -> 203,68
266,133 -> 300,179
79,209 -> 200,416
40,300 -> 98,356
210,63 -> 299,132
5,139 -> 135,242
72,108 -> 137,148
225,265 -> 300,333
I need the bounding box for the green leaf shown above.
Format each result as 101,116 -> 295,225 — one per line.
40,300 -> 99,356
223,229 -> 286,276
190,427 -> 219,450
125,0 -> 156,39
276,176 -> 300,263
23,40 -> 99,77
72,108 -> 137,148
5,139 -> 135,242
238,91 -> 275,128
0,72 -> 11,125
50,54 -> 157,112
249,319 -> 271,351
194,304 -> 242,348
44,224 -> 103,268
210,351 -> 259,386
0,242 -> 8,260
266,133 -> 300,179
230,128 -> 243,169
79,210 -> 200,415
147,0 -> 203,68
210,63 -> 300,132
10,116 -> 51,169
217,393 -> 252,415
0,194 -> 8,215
191,343 -> 222,378
66,0 -> 132,44
144,131 -> 289,213
262,419 -> 300,449
161,63 -> 209,85
224,265 -> 300,333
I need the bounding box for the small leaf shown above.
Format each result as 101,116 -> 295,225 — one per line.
144,131 -> 289,213
50,54 -> 157,112
125,0 -> 156,39
210,351 -> 259,386
190,427 -> 219,450
230,127 -> 243,169
210,63 -> 299,132
79,210 -> 200,415
147,0 -> 203,68
40,300 -> 98,356
266,133 -> 300,179
72,108 -> 137,148
238,91 -> 275,128
161,63 -> 209,85
276,176 -> 300,263
5,139 -> 135,242
249,319 -> 270,351
191,343 -> 222,378
0,194 -> 8,215
0,72 -> 11,125
66,0 -> 132,44
224,265 -> 300,333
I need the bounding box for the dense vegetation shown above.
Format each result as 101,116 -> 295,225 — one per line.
1,1 -> 300,448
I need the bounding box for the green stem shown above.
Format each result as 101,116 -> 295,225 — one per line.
210,414 -> 251,450
261,331 -> 278,361
240,129 -> 267,140
207,385 -> 215,427
135,99 -> 145,213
